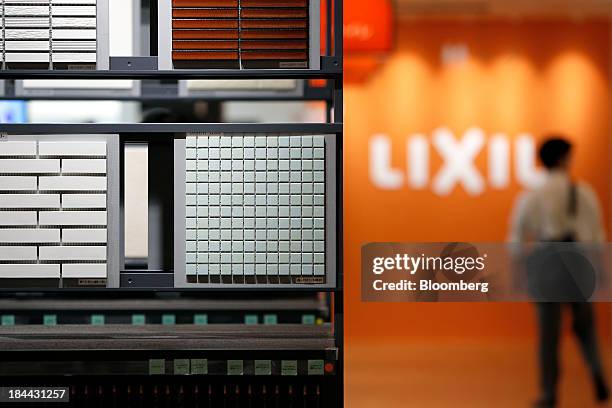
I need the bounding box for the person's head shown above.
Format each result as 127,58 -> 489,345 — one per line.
539,136 -> 573,171
141,107 -> 181,123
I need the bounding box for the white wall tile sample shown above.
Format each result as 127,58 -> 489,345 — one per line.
0,176 -> 38,190
62,158 -> 106,173
39,210 -> 107,226
62,194 -> 106,208
39,141 -> 106,156
0,141 -> 37,156
177,134 -> 331,287
0,264 -> 60,279
62,228 -> 106,243
0,159 -> 60,173
0,0 -> 99,66
0,246 -> 37,261
0,194 -> 60,208
0,211 -> 37,225
39,175 -> 107,191
62,263 -> 105,278
0,135 -> 117,285
0,229 -> 60,243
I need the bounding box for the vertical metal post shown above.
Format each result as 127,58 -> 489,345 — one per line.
148,139 -> 174,271
332,0 -> 343,124
335,129 -> 344,407
333,79 -> 343,124
326,0 -> 332,56
333,0 -> 343,60
332,0 -> 344,406
150,0 -> 158,56
119,136 -> 126,273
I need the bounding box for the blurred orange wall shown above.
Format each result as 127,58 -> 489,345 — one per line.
345,20 -> 611,341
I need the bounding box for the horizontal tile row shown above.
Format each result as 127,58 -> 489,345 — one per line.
3,6 -> 95,15
186,206 -> 325,218
185,228 -> 324,239
186,149 -> 325,160
186,162 -> 324,174
2,0 -> 97,4
0,41 -> 97,51
186,171 -> 324,182
0,176 -> 106,189
0,228 -> 106,243
186,194 -> 324,206
188,250 -> 324,261
0,29 -> 96,40
0,245 -> 105,260
186,264 -> 325,276
0,53 -> 96,63
186,255 -> 325,266
187,236 -> 325,249
172,29 -> 308,41
0,193 -> 106,208
186,242 -> 325,254
170,0 -> 307,6
4,17 -> 96,26
0,141 -> 106,157
0,210 -> 108,225
185,185 -> 325,196
0,263 -> 106,279
186,135 -> 325,148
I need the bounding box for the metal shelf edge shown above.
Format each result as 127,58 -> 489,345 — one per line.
0,69 -> 341,80
0,123 -> 343,134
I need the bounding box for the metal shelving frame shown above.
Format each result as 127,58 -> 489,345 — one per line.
0,0 -> 343,405
0,79 -> 334,102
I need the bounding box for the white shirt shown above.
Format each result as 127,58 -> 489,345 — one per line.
508,170 -> 605,243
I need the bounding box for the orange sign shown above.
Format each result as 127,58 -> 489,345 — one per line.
320,0 -> 393,54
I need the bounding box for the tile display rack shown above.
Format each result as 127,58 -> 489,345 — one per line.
0,0 -> 343,405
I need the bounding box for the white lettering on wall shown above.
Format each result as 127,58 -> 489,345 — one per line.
488,134 -> 510,189
515,134 -> 544,189
407,134 -> 428,189
369,134 -> 404,189
369,128 -> 544,195
432,127 -> 485,196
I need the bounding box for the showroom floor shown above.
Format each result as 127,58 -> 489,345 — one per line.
347,339 -> 612,407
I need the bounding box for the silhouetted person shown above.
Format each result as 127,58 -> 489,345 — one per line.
509,136 -> 609,408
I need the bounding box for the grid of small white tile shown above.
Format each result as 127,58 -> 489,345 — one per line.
0,139 -> 107,280
0,0 -> 97,65
185,134 -> 326,284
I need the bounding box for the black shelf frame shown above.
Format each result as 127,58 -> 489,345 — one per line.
0,79 -> 334,102
0,0 -> 344,405
0,61 -> 341,80
0,122 -> 342,134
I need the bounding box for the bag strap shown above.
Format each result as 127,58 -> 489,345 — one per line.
568,183 -> 577,217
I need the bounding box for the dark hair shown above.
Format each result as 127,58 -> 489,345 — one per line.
539,137 -> 572,169
141,107 -> 181,123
